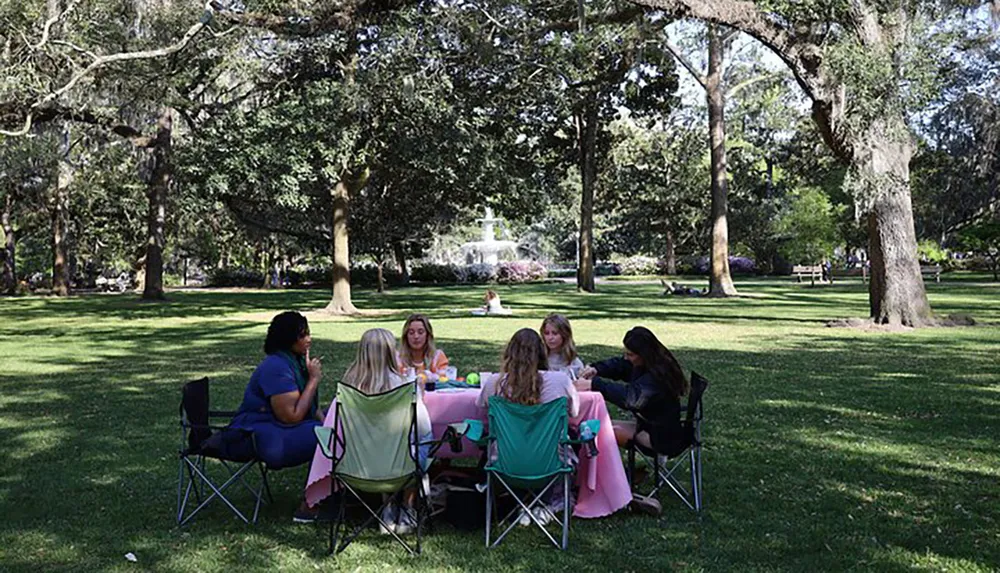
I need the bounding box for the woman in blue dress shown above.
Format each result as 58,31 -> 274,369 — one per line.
229,311 -> 324,469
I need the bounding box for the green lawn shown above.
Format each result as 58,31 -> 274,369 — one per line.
1,278 -> 999,572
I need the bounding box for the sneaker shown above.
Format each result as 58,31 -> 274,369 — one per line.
293,501 -> 336,524
531,506 -> 552,526
380,501 -> 399,535
517,510 -> 531,527
395,507 -> 418,535
547,491 -> 576,515
630,493 -> 662,516
293,504 -> 320,524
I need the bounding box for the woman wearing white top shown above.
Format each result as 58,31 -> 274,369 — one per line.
540,313 -> 585,380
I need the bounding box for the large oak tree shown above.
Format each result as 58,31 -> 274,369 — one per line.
630,0 -> 998,325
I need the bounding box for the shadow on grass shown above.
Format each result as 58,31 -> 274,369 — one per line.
0,287 -> 998,571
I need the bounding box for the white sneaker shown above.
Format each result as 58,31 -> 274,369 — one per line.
517,510 -> 531,527
395,507 -> 418,535
531,506 -> 552,526
380,501 -> 399,535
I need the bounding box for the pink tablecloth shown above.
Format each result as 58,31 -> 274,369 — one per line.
303,390 -> 631,518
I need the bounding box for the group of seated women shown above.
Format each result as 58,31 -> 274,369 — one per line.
227,309 -> 690,527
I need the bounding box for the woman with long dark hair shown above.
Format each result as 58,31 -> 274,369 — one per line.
229,311 -> 324,470
575,326 -> 688,455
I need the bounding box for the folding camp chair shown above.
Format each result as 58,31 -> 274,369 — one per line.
482,396 -> 599,551
314,382 -> 462,556
176,377 -> 273,526
626,371 -> 708,512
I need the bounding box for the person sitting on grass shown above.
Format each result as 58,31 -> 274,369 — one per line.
574,326 -> 689,516
477,328 -> 580,525
472,289 -> 513,315
347,328 -> 434,535
540,313 -> 585,379
397,313 -> 450,377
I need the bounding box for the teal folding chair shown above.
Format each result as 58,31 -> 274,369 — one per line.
314,382 -> 462,555
481,396 -> 599,550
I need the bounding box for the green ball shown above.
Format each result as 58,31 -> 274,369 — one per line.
466,372 -> 480,385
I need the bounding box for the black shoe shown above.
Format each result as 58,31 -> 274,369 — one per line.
630,493 -> 662,516
293,503 -> 336,523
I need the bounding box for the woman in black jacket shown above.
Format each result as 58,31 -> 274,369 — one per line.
574,326 -> 689,456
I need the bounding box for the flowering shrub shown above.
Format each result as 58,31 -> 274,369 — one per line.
693,256 -> 757,275
465,263 -> 497,284
729,256 -> 757,275
614,255 -> 660,276
496,260 -> 548,283
412,263 -> 463,284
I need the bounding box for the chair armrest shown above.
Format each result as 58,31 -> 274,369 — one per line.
565,419 -> 601,457
458,419 -> 487,446
314,426 -> 336,459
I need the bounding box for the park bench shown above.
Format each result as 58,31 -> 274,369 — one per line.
921,265 -> 943,283
791,265 -> 831,286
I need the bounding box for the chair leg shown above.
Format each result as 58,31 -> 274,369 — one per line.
416,482 -> 424,555
484,474 -> 492,548
561,472 -> 570,550
627,444 -> 636,490
251,462 -> 264,524
177,457 -> 185,524
259,464 -> 274,504
329,492 -> 343,555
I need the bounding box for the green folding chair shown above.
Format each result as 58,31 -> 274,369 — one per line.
482,396 -> 599,551
314,382 -> 462,555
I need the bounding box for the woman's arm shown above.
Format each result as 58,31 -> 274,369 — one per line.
592,357 -> 632,381
270,354 -> 322,424
431,350 -> 449,375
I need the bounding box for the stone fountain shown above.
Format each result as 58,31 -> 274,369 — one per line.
461,207 -> 518,265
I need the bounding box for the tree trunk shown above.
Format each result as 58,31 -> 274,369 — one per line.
325,173 -> 363,314
51,126 -> 72,296
860,122 -> 932,326
376,259 -> 385,293
706,24 -> 737,297
142,108 -> 171,300
1,193 -> 15,294
393,240 -> 409,285
664,227 -> 677,275
576,98 -> 598,293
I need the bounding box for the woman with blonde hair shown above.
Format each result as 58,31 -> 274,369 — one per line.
540,313 -> 585,379
344,328 -> 433,535
398,314 -> 449,376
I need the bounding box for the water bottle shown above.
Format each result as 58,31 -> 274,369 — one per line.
580,424 -> 598,456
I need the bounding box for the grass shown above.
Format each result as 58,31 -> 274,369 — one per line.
1,277 -> 999,572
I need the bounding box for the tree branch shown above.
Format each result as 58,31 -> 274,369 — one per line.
663,39 -> 707,90
725,70 -> 783,98
32,0 -> 81,51
32,2 -> 216,111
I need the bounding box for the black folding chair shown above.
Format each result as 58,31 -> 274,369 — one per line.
176,377 -> 273,526
626,371 -> 708,512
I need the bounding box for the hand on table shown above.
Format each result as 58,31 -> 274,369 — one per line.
579,366 -> 597,379
574,378 -> 593,392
